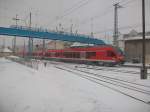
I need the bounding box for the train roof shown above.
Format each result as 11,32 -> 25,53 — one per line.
46,45 -> 116,52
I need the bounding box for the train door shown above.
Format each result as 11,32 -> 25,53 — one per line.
107,51 -> 116,59
80,51 -> 86,59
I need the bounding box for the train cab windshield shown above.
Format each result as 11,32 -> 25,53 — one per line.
114,47 -> 124,56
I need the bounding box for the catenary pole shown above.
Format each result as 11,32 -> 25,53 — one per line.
113,3 -> 122,47
12,14 -> 20,54
28,12 -> 32,56
141,0 -> 147,79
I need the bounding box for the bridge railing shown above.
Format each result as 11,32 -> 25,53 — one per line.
9,25 -> 92,38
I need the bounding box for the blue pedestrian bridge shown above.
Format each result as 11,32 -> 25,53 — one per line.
0,26 -> 105,45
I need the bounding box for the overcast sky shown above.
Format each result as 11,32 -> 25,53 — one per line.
0,0 -> 150,47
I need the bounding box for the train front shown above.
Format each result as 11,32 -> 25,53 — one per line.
115,47 -> 125,65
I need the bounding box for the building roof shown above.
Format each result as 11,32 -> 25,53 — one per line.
124,35 -> 150,41
124,30 -> 150,38
121,30 -> 150,41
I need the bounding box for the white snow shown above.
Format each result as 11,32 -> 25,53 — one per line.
8,55 -> 20,58
0,58 -> 150,112
71,42 -> 94,47
1,48 -> 12,53
124,62 -> 150,67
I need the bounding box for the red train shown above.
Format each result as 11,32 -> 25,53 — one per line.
31,45 -> 125,66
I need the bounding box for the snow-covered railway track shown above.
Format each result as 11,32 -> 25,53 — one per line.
76,65 -> 150,76
55,65 -> 150,105
70,66 -> 150,88
46,60 -> 150,76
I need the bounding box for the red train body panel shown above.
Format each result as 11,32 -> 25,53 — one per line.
30,45 -> 125,66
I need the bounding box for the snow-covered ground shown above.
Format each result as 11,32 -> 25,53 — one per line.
0,57 -> 150,112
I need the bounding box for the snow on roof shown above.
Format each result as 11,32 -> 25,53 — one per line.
119,35 -> 150,41
71,42 -> 94,47
124,35 -> 150,41
121,31 -> 150,41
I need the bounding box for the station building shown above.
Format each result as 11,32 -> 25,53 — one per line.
118,30 -> 150,64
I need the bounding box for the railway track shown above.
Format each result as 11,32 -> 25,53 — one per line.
76,66 -> 140,74
55,65 -> 150,105
122,64 -> 150,69
62,65 -> 150,90
75,65 -> 150,76
47,60 -> 150,75
9,58 -> 150,105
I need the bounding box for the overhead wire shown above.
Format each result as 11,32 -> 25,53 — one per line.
48,0 -> 94,27
62,0 -> 91,16
71,0 -> 138,28
64,5 -> 114,32
121,0 -> 138,6
92,0 -> 140,35
49,0 -> 131,32
50,0 -> 141,35
64,0 -> 137,33
60,0 -> 93,18
93,23 -> 150,34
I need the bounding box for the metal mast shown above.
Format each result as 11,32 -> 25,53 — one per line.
91,18 -> 94,37
12,14 -> 20,54
113,3 -> 122,47
28,12 -> 32,56
42,39 -> 46,57
23,39 -> 26,58
141,0 -> 147,79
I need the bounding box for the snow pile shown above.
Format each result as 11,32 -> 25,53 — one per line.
2,47 -> 12,53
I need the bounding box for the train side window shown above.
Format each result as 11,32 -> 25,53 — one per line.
64,52 -> 72,58
45,53 -> 48,56
51,52 -> 55,57
46,53 -> 49,56
56,52 -> 60,57
63,52 -> 67,58
73,52 -> 80,58
107,51 -> 116,57
86,52 -> 96,58
76,52 -> 80,58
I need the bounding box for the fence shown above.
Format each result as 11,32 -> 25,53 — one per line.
6,56 -> 39,70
